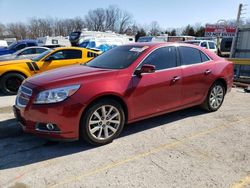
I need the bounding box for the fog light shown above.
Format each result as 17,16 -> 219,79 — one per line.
36,122 -> 61,132
46,123 -> 54,131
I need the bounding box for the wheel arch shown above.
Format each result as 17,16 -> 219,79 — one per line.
212,77 -> 228,93
81,94 -> 129,124
0,70 -> 29,80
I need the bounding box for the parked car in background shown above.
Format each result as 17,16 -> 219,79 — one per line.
79,37 -> 134,52
218,37 -> 233,57
13,43 -> 233,145
69,30 -> 134,51
0,40 -> 8,48
0,40 -> 38,56
37,36 -> 71,48
137,35 -> 168,42
183,40 -> 217,53
0,47 -> 100,94
0,47 -> 49,61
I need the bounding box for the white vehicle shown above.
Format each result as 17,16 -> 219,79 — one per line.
69,30 -> 135,49
183,40 -> 218,53
79,37 -> 134,52
0,40 -> 8,48
137,35 -> 168,42
0,46 -> 49,61
37,36 -> 71,47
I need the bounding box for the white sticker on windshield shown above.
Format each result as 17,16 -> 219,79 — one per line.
130,46 -> 149,53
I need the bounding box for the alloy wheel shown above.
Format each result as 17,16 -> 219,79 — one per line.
88,105 -> 121,140
209,85 -> 224,109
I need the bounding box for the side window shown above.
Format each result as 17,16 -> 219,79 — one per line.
208,42 -> 216,49
63,50 -> 82,59
27,42 -> 36,47
200,51 -> 210,62
36,48 -> 47,54
201,42 -> 208,49
19,48 -> 36,55
139,47 -> 177,70
179,47 -> 202,65
15,44 -> 26,51
49,50 -> 82,60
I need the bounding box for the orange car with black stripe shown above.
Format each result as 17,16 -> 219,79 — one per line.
0,47 -> 100,95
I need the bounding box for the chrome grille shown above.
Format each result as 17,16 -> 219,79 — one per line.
16,85 -> 32,108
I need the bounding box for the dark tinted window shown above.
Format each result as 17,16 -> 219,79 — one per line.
179,47 -> 202,65
27,42 -> 37,47
201,42 -> 208,49
15,44 -> 26,51
86,46 -> 144,69
19,48 -> 36,55
49,50 -> 82,60
208,42 -> 216,49
200,51 -> 210,62
139,47 -> 177,70
36,48 -> 47,54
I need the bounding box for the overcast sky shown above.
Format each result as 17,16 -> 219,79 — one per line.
0,0 -> 249,28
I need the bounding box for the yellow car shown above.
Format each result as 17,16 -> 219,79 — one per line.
0,47 -> 100,95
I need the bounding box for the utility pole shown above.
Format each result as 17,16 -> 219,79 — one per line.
230,4 -> 243,58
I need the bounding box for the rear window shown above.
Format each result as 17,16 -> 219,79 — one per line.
179,46 -> 210,65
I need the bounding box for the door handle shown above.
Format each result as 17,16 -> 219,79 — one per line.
204,69 -> 212,75
172,76 -> 181,83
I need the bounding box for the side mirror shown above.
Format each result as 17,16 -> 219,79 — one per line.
45,56 -> 55,62
134,64 -> 156,77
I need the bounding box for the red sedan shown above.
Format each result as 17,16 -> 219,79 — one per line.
13,43 -> 234,145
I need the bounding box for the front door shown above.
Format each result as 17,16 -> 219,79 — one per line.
131,46 -> 182,119
37,49 -> 82,72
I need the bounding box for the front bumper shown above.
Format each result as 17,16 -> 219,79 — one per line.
13,99 -> 85,141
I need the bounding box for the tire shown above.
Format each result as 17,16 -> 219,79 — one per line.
201,81 -> 225,112
0,73 -> 25,95
80,99 -> 125,145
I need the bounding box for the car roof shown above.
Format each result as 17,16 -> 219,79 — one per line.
185,40 -> 215,43
17,39 -> 37,43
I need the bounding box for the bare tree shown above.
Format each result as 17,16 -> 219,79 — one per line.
105,6 -> 119,31
0,23 -> 5,37
149,21 -> 161,36
85,8 -> 106,31
6,22 -> 28,40
117,10 -> 132,34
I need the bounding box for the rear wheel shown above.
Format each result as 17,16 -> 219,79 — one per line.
201,81 -> 225,112
80,99 -> 125,145
0,73 -> 25,95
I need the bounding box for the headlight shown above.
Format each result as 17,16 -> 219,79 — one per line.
34,85 -> 80,104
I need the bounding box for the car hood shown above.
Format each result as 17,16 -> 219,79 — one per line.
26,65 -> 118,87
0,59 -> 32,66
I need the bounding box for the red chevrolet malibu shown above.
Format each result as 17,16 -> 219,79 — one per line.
13,43 -> 234,145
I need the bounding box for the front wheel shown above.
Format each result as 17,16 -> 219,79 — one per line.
0,73 -> 25,95
201,82 -> 225,112
80,99 -> 125,145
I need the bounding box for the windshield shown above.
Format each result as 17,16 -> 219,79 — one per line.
8,42 -> 17,50
85,45 -> 147,69
32,49 -> 52,61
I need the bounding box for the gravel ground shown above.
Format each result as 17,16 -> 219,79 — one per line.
0,88 -> 250,188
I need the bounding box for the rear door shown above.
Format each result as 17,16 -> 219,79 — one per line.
131,46 -> 182,119
179,46 -> 215,106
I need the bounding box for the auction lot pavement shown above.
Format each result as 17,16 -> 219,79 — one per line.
0,88 -> 250,188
